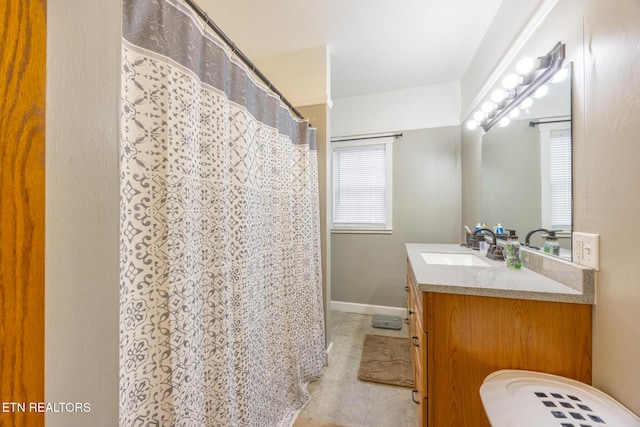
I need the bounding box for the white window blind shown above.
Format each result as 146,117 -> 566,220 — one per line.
332,137 -> 393,231
539,122 -> 572,232
548,128 -> 572,229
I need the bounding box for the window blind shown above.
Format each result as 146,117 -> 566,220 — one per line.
549,128 -> 572,228
333,143 -> 387,227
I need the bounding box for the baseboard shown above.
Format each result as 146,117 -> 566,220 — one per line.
330,300 -> 406,318
325,341 -> 333,366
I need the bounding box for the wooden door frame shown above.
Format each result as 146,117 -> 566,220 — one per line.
1,1 -> 46,426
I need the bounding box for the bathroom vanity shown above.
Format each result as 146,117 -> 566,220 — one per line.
405,243 -> 594,426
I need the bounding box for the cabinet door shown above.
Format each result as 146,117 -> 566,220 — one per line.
410,328 -> 427,425
426,292 -> 592,426
407,263 -> 427,425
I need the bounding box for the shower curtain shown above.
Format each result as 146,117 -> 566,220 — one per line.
119,0 -> 325,425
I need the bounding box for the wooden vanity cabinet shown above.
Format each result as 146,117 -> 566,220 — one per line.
406,260 -> 592,427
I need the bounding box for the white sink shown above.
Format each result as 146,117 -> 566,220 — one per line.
421,252 -> 491,267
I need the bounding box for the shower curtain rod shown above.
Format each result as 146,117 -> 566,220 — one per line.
183,0 -> 306,121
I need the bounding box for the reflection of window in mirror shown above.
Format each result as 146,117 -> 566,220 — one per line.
539,120 -> 572,236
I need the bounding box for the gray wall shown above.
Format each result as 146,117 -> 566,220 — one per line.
46,1 -> 120,425
462,0 -> 640,415
332,127 -> 461,308
582,0 -> 640,412
481,119 -> 541,239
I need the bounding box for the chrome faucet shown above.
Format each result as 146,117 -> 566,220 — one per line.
524,228 -> 549,249
473,228 -> 505,261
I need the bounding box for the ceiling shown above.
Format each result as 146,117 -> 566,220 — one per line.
199,0 -> 503,99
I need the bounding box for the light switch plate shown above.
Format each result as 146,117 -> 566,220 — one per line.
572,232 -> 600,270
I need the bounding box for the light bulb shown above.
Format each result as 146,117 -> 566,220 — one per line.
519,97 -> 533,109
466,120 -> 478,130
502,74 -> 519,90
533,85 -> 549,98
516,57 -> 534,75
499,117 -> 510,127
481,101 -> 495,113
491,89 -> 506,103
473,111 -> 485,122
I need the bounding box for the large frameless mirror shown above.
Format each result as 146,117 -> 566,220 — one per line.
480,62 -> 572,260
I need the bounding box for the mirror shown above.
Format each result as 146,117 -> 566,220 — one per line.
481,63 -> 572,260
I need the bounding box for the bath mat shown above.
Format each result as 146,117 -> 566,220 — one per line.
357,334 -> 414,388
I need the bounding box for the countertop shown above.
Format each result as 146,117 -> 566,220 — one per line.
406,243 -> 595,305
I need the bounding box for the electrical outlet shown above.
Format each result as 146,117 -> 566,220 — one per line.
572,232 -> 600,270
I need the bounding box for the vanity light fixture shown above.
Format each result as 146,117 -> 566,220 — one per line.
467,42 -> 566,132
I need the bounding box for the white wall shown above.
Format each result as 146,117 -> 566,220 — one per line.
331,83 -> 460,137
46,1 -> 120,425
255,45 -> 331,108
461,0 -> 547,119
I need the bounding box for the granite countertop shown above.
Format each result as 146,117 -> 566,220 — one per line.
406,243 -> 595,305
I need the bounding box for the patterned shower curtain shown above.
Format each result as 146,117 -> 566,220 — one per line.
119,0 -> 325,425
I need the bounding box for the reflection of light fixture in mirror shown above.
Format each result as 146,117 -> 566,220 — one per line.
533,84 -> 549,98
520,97 -> 534,109
481,101 -> 495,113
466,42 -> 565,132
550,67 -> 568,83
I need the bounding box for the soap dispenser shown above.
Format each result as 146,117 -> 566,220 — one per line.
543,230 -> 560,256
505,229 -> 521,269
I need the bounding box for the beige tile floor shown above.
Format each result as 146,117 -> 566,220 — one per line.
296,311 -> 418,427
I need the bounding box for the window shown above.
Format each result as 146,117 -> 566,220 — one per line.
331,136 -> 393,233
539,123 -> 572,233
